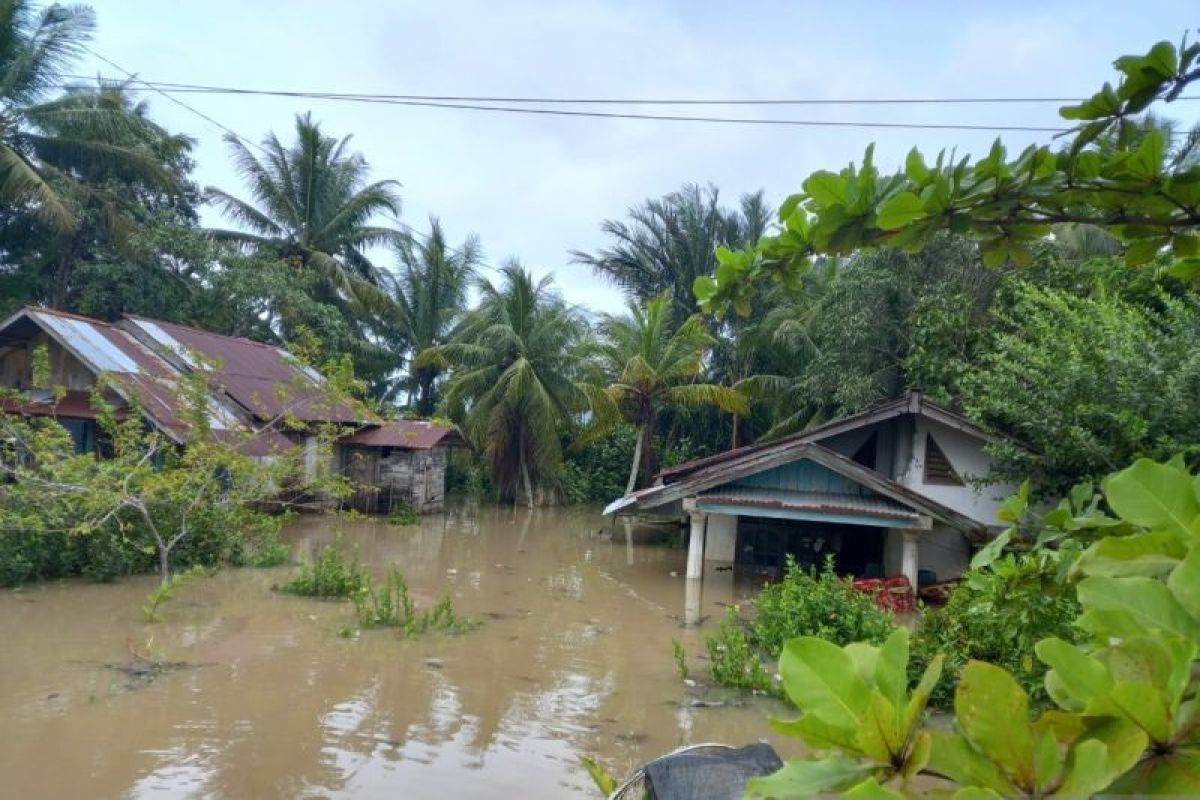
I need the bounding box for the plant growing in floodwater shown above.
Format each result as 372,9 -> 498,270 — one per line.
704,556 -> 894,695
141,565 -> 208,622
277,540 -> 367,598
385,504 -> 420,526
671,638 -> 689,682
352,567 -> 478,637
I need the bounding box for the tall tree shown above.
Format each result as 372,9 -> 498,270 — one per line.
385,217 -> 481,414
572,183 -> 768,323
581,293 -> 747,492
423,264 -> 585,506
205,113 -> 402,384
0,2 -> 179,234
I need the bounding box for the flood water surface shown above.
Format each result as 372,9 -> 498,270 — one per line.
0,504 -> 796,798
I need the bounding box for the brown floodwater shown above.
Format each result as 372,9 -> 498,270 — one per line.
0,503 -> 800,799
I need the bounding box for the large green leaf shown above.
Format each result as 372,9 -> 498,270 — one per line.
873,629 -> 909,713
1076,531 -> 1187,577
744,754 -> 873,799
842,777 -> 906,799
875,191 -> 925,229
955,661 -> 1036,786
1054,739 -> 1121,797
777,637 -> 872,730
1077,576 -> 1200,642
1168,547 -> 1200,620
926,732 -> 1016,794
1103,459 -> 1198,540
1035,638 -> 1113,708
854,690 -> 902,764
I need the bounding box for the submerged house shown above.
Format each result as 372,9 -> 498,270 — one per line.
0,307 -> 463,513
605,390 -> 1017,591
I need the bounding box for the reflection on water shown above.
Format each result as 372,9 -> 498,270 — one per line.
0,503 -> 797,798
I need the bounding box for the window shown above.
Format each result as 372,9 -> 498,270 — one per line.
923,434 -> 963,485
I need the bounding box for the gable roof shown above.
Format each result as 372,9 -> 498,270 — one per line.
340,420 -> 467,450
656,388 -> 994,485
0,307 -> 292,456
606,439 -> 985,537
119,315 -> 371,426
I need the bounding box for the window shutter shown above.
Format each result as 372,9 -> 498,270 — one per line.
924,434 -> 963,485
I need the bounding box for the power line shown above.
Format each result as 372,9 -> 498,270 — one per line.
64,73 -> 1070,133
62,75 -> 1200,106
78,49 -> 267,154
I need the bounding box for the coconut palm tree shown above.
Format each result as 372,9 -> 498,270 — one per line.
205,112 -> 401,307
0,2 -> 182,232
581,293 -> 748,493
572,184 -> 768,324
422,263 -> 585,506
386,217 -> 481,413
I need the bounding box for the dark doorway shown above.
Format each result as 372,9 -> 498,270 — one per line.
735,517 -> 885,580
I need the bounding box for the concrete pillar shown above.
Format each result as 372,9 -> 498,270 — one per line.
704,513 -> 738,563
686,511 -> 707,579
683,577 -> 702,627
901,530 -> 921,590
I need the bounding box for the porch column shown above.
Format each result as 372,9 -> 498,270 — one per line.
684,576 -> 702,627
901,530 -> 921,591
686,510 -> 707,580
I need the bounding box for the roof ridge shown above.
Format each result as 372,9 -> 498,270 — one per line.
27,305 -> 114,326
122,314 -> 287,353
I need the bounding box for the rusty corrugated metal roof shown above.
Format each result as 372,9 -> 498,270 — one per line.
0,389 -> 130,421
697,486 -> 919,522
122,316 -> 371,425
339,420 -> 464,449
3,308 -> 290,454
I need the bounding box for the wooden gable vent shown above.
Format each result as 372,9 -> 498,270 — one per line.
924,434 -> 963,485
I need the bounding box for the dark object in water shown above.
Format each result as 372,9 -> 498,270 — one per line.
611,743 -> 782,800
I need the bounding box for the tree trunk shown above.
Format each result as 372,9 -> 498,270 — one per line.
521,456 -> 534,509
157,543 -> 170,584
625,424 -> 645,495
417,372 -> 434,417
731,414 -> 740,450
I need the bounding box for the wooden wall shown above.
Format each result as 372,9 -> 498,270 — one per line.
344,445 -> 449,514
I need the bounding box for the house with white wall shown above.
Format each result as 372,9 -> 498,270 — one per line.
605,389 -> 1018,592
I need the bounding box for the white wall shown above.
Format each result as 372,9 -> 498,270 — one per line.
884,525 -> 969,584
704,513 -> 738,562
899,418 -> 1019,529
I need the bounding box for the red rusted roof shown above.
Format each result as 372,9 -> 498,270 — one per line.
340,420 -> 464,449
121,316 -> 372,426
0,389 -> 129,421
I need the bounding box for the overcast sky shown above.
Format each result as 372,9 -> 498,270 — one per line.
81,1 -> 1195,313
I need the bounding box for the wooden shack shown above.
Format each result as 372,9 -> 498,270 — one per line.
340,421 -> 466,514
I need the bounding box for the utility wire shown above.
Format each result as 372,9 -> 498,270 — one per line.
65,72 -> 1070,132
63,75 -> 1200,106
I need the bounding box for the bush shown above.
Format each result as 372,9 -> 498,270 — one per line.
560,426 -> 637,504
910,550 -> 1080,710
385,504 -> 420,526
277,540 -> 367,598
352,567 -> 478,636
752,555 -> 896,653
706,609 -> 775,693
704,556 -> 896,696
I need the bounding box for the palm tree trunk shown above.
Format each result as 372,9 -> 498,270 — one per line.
518,428 -> 534,509
626,424 -> 645,495
731,413 -> 741,450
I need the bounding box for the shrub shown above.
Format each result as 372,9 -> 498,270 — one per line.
752,555 -> 896,653
705,556 -> 896,695
705,609 -> 775,693
277,540 -> 367,598
385,504 -> 420,526
352,567 -> 478,636
910,549 -> 1080,710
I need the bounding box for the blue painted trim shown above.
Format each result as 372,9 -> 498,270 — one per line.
694,501 -> 919,528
